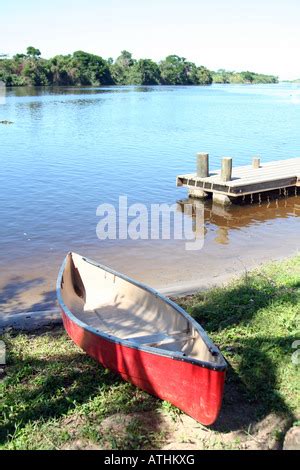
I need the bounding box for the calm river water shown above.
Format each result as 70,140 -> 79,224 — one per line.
0,84 -> 299,314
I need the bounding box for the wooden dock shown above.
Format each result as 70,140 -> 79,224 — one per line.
177,154 -> 300,205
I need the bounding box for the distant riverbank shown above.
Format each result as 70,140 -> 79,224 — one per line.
0,47 -> 278,87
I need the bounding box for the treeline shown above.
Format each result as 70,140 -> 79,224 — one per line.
0,47 -> 278,87
212,69 -> 278,84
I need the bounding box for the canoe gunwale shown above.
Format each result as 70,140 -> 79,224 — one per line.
56,253 -> 227,372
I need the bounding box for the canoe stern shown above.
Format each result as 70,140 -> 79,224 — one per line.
60,307 -> 225,425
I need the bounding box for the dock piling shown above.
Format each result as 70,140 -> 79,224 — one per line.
252,156 -> 261,169
187,152 -> 210,198
197,153 -> 209,178
213,193 -> 232,206
221,157 -> 233,182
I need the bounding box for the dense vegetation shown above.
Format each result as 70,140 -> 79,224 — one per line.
212,69 -> 278,84
0,47 -> 278,87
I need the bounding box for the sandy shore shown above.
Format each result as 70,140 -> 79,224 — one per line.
0,248 -> 298,332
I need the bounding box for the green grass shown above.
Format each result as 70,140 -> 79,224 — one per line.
0,331 -> 160,450
178,256 -> 300,418
0,256 -> 299,449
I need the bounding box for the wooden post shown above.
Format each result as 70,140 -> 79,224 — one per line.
197,153 -> 209,178
221,157 -> 232,182
213,193 -> 232,206
252,156 -> 261,169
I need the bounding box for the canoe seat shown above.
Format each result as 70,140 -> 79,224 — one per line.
126,331 -> 195,347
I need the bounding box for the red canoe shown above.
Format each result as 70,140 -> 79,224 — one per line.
57,253 -> 227,425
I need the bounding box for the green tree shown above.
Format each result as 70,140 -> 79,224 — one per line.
241,71 -> 254,83
159,55 -> 188,85
13,53 -> 27,61
126,59 -> 161,85
159,55 -> 203,85
212,69 -> 231,84
49,54 -> 74,85
22,58 -> 50,85
212,69 -> 278,85
71,51 -> 113,85
196,66 -> 213,85
26,47 -> 41,59
110,50 -> 135,84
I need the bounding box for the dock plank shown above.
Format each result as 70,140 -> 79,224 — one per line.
177,157 -> 300,199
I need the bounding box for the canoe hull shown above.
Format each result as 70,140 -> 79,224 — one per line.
61,308 -> 226,425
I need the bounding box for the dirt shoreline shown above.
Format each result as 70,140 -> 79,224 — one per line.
0,250 -> 298,326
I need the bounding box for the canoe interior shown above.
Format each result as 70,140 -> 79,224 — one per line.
60,253 -> 223,366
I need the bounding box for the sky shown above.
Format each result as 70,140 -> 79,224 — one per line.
1,0 -> 299,80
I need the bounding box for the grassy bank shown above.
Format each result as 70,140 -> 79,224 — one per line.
0,256 -> 299,450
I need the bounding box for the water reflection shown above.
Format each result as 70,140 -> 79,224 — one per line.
6,85 -> 160,99
26,100 -> 44,120
177,195 -> 300,246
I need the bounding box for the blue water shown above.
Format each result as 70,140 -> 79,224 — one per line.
0,84 -> 300,311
